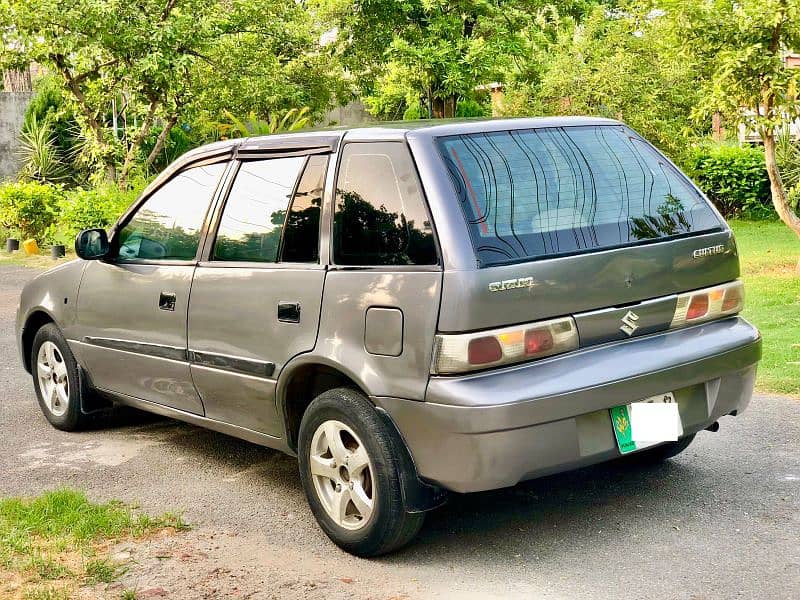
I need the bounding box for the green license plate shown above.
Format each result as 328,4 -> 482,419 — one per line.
610,392 -> 678,454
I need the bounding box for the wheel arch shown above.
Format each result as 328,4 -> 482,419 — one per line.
21,309 -> 57,373
277,356 -> 370,453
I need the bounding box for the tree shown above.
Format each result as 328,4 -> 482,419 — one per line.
668,0 -> 800,236
0,0 -> 342,185
501,4 -> 704,165
314,0 -> 546,118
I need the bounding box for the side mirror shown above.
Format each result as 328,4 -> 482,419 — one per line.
75,228 -> 110,260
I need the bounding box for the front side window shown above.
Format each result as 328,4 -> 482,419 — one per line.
117,163 -> 225,262
333,142 -> 437,266
213,156 -> 305,263
437,125 -> 723,267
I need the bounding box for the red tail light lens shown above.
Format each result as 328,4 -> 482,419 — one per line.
686,295 -> 709,320
432,316 -> 578,374
671,280 -> 744,329
467,336 -> 503,365
525,329 -> 554,355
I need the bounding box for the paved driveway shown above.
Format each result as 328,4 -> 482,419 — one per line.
1,265 -> 798,599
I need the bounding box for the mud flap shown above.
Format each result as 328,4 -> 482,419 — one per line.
375,406 -> 448,513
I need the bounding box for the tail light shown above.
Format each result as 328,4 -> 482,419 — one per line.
670,280 -> 744,329
431,316 -> 578,375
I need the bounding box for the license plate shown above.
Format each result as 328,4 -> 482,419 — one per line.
610,392 -> 683,454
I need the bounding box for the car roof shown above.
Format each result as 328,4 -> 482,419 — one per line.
143,116 -> 621,199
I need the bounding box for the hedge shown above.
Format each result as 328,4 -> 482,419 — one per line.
688,144 -> 773,220
0,182 -> 139,246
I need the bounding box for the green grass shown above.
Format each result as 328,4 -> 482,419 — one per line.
0,489 -> 186,599
730,220 -> 800,396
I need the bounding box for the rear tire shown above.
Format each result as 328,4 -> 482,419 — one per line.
298,387 -> 424,557
31,323 -> 94,431
626,434 -> 696,464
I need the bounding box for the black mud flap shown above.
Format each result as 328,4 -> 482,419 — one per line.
375,406 -> 449,513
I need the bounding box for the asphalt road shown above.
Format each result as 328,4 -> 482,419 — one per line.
1,264 -> 799,599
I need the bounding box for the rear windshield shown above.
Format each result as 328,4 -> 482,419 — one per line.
437,125 -> 722,266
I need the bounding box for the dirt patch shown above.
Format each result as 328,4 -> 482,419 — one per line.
103,528 -> 424,600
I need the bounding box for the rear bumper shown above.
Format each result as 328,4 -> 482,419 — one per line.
374,317 -> 761,493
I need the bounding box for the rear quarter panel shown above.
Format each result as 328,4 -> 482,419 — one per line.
308,269 -> 442,400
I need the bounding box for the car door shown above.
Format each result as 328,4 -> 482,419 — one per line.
75,161 -> 227,414
187,152 -> 329,437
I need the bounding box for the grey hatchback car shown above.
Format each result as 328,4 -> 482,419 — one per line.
17,117 -> 761,556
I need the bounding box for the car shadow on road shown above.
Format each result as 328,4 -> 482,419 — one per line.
101,411 -> 717,566
379,456 -> 715,566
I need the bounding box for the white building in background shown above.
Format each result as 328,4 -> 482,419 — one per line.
738,52 -> 800,144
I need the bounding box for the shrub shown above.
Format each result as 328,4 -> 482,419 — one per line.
0,181 -> 62,242
455,98 -> 490,118
57,186 -> 139,241
402,102 -> 423,120
688,144 -> 773,219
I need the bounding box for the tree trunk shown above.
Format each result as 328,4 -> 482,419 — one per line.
119,99 -> 158,187
145,114 -> 178,169
431,97 -> 445,119
763,132 -> 800,238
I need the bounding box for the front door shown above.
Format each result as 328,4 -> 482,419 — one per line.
187,154 -> 329,436
76,162 -> 226,414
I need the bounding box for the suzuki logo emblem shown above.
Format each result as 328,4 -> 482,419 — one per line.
620,310 -> 640,336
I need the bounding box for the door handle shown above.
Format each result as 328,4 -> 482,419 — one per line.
278,301 -> 300,323
159,292 -> 177,311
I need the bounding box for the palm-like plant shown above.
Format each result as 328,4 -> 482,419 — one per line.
216,107 -> 313,138
16,115 -> 70,183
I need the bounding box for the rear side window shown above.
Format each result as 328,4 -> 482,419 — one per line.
213,157 -> 305,263
333,142 -> 437,266
281,154 -> 327,263
117,163 -> 225,261
437,125 -> 723,267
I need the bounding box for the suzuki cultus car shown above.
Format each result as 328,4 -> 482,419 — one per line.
17,118 -> 761,556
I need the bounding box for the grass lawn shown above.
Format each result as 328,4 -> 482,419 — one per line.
0,489 -> 186,600
730,220 -> 800,397
2,221 -> 798,396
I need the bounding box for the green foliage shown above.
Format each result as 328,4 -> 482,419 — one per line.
504,4 -> 704,165
17,116 -> 70,184
320,0 -> 538,118
0,181 -> 62,242
0,489 -> 185,543
57,186 -> 140,241
23,75 -> 81,170
214,108 -> 313,139
402,103 -> 422,121
455,98 -> 489,118
0,0 -> 342,182
689,145 -> 772,219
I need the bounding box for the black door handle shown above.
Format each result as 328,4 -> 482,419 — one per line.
159,292 -> 177,311
278,301 -> 300,323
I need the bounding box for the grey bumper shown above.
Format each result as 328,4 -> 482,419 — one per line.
375,317 -> 761,493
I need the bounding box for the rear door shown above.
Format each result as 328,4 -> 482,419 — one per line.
76,162 -> 226,413
426,123 -> 738,339
187,153 -> 329,437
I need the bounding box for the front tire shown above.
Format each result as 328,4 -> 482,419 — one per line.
31,323 -> 92,431
298,387 -> 424,557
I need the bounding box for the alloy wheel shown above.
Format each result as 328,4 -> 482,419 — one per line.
36,341 -> 69,417
309,420 -> 375,530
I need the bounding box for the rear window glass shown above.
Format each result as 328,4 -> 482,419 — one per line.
437,125 -> 722,266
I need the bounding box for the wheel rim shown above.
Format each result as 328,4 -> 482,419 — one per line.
36,341 -> 69,417
309,420 -> 375,531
